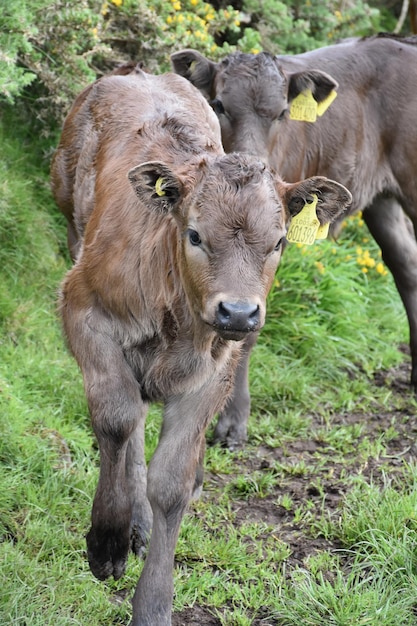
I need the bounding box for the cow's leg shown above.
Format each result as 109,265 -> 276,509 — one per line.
363,196 -> 417,388
77,341 -> 148,581
214,331 -> 258,448
131,378 -> 230,626
126,421 -> 153,557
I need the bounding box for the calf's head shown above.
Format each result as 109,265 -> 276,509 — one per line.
171,49 -> 338,159
128,154 -> 351,341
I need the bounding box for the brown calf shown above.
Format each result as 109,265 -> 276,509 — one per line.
172,34 -> 417,444
52,67 -> 351,625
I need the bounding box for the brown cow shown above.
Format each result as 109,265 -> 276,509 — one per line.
52,67 -> 351,625
172,34 -> 417,443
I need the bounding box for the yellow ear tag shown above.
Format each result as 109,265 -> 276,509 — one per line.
315,221 -> 329,240
317,89 -> 337,117
155,177 -> 166,197
289,89 -> 318,122
286,194 -> 320,245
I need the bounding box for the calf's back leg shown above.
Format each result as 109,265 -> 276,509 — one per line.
126,421 -> 153,557
214,331 -> 258,448
363,196 -> 417,388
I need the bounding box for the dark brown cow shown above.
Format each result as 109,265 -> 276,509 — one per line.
52,67 -> 351,625
172,34 -> 417,442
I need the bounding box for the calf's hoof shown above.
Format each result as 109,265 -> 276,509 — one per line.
213,414 -> 248,450
130,516 -> 152,558
86,525 -> 130,581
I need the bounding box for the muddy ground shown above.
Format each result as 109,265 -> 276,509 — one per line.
169,357 -> 417,625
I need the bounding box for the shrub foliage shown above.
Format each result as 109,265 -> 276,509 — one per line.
0,0 -> 386,128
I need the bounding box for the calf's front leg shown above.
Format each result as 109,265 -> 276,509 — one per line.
80,349 -> 148,580
131,377 -> 231,626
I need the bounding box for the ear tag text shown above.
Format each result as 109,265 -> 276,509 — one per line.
317,90 -> 337,117
155,177 -> 166,197
289,89 -> 317,122
286,194 -> 321,245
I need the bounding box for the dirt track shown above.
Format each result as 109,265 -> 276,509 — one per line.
170,356 -> 417,625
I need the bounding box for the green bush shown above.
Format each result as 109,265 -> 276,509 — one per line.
0,0 -> 254,128
1,0 -> 387,130
243,0 -> 381,54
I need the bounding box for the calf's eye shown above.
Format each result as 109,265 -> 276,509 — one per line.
274,237 -> 284,251
188,229 -> 202,246
211,99 -> 225,115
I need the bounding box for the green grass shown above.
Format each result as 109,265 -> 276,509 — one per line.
1,106 -> 416,625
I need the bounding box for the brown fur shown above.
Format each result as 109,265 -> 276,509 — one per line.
52,67 -> 351,625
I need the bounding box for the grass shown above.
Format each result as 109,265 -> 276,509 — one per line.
1,105 -> 416,625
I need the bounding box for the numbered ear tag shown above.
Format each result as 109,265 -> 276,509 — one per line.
317,90 -> 337,117
287,195 -> 320,245
289,89 -> 318,122
316,222 -> 329,239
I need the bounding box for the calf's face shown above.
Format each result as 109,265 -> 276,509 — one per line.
171,49 -> 338,159
129,155 -> 286,340
129,155 -> 352,341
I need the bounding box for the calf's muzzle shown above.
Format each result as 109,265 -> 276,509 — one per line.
214,300 -> 261,339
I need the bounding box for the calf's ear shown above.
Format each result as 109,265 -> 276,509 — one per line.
288,69 -> 338,105
282,176 -> 352,225
171,49 -> 217,99
128,161 -> 182,213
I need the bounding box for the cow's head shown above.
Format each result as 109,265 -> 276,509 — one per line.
128,155 -> 351,341
171,49 -> 337,160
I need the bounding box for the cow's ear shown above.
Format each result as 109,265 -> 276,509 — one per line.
171,49 -> 217,99
287,70 -> 338,105
128,162 -> 182,213
280,176 -> 352,225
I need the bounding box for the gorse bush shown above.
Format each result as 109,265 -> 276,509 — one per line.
0,0 -> 255,128
244,0 -> 381,54
1,0 -> 384,128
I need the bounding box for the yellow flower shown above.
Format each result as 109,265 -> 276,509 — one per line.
274,278 -> 281,288
101,2 -> 109,15
190,0 -> 198,4
166,15 -> 173,24
172,0 -> 181,9
315,261 -> 325,274
362,267 -> 368,273
110,0 -> 122,5
335,10 -> 342,19
376,262 -> 388,275
251,48 -> 260,54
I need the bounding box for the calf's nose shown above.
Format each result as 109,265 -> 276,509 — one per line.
215,301 -> 260,332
